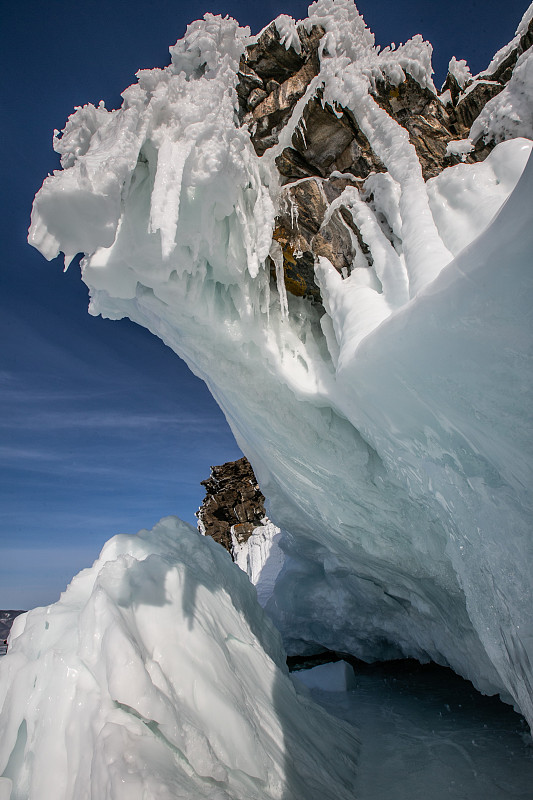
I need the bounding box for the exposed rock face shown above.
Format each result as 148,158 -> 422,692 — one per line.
235,13 -> 531,305
0,611 -> 24,642
196,457 -> 266,553
237,23 -> 324,156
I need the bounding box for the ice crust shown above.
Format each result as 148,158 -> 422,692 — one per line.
26,0 -> 533,753
0,518 -> 358,800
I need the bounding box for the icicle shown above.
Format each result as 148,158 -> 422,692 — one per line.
270,241 -> 289,319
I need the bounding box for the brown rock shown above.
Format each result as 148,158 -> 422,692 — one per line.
454,81 -> 503,131
244,22 -> 307,84
270,178 -> 328,303
197,457 -> 266,554
312,208 -> 356,274
277,92 -> 384,181
321,175 -> 360,204
372,75 -> 462,179
276,147 -> 322,182
251,58 -> 321,155
247,87 -> 268,111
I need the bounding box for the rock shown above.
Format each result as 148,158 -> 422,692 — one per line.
440,72 -> 463,106
321,176 -> 361,204
244,22 -> 307,85
271,178 -> 366,297
276,147 -> 322,182
240,14 -> 529,306
276,92 -> 384,182
454,81 -> 504,131
279,178 -> 327,239
237,23 -> 325,155
197,457 -> 266,554
312,207 -> 357,274
271,225 -> 320,303
250,58 -> 320,156
0,610 -> 25,641
372,75 -> 462,179
247,87 -> 268,111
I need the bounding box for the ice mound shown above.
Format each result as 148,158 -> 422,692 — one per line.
0,517 -> 358,799
292,660 -> 356,692
27,0 -> 533,736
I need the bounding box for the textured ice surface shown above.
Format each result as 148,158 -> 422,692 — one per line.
28,0 -> 533,739
0,517 -> 358,800
231,522 -> 284,608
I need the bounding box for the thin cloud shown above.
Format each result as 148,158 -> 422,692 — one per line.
0,409 -> 221,431
0,446 -> 63,462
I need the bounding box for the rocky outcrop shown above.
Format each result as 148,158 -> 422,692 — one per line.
197,457 -> 266,553
0,610 -> 24,642
440,13 -> 533,148
235,15 -> 530,306
237,23 -> 324,156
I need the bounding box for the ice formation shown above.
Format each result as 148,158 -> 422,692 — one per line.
231,522 -> 284,607
0,518 -> 358,799
11,0 -> 533,793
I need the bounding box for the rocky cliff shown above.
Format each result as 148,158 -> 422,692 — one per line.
235,12 -> 533,304
197,456 -> 267,553
0,611 -> 24,642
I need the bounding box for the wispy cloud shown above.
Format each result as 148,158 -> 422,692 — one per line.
0,445 -> 63,462
0,409 -> 218,431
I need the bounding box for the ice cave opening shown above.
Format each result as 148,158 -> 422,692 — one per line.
291,655 -> 533,799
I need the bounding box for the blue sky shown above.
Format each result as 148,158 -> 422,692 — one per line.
1,0 -> 527,608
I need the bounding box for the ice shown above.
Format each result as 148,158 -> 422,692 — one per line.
231,522 -> 284,607
292,660 -> 356,692
308,662 -> 533,799
26,0 -> 533,757
0,517 -> 358,799
427,137 -> 532,255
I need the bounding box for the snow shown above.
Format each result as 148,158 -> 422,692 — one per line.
24,2 -> 533,790
273,15 -> 301,55
445,138 -> 474,160
471,48 -> 533,144
0,517 -> 358,799
447,56 -> 472,88
428,138 -> 532,255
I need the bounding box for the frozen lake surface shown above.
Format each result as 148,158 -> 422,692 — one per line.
297,659 -> 533,799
